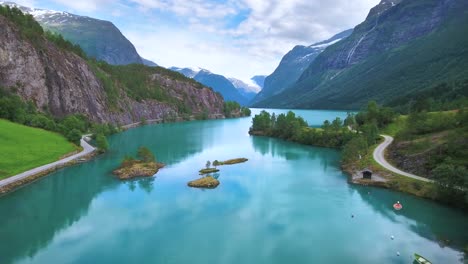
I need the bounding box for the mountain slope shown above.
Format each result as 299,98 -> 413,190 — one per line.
255,0 -> 468,109
194,70 -> 249,106
251,29 -> 352,105
0,8 -> 225,125
0,1 -> 155,66
170,67 -> 200,78
228,77 -> 261,102
141,58 -> 158,67
170,67 -> 249,105
251,75 -> 266,89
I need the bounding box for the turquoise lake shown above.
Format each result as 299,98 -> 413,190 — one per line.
0,109 -> 467,263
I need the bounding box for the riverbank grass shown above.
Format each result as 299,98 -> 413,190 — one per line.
0,119 -> 78,179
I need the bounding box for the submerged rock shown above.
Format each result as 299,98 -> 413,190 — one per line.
188,176 -> 220,189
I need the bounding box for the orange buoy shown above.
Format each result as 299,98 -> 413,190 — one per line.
393,201 -> 403,210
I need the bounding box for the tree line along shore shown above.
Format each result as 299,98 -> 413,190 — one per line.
249,101 -> 468,210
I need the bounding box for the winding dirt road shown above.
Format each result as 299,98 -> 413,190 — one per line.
373,135 -> 433,183
0,136 -> 96,188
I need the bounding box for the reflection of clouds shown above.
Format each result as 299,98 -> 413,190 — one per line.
8,113 -> 467,264
352,186 -> 468,262
55,224 -> 94,244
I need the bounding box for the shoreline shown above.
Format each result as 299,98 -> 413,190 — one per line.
0,151 -> 98,195
341,140 -> 451,209
249,133 -> 456,209
0,113 -> 245,196
0,136 -> 97,195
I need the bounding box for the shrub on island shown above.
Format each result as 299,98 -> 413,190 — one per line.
113,147 -> 164,180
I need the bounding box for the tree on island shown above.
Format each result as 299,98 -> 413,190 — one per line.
213,160 -> 220,168
138,146 -> 156,162
206,160 -> 211,169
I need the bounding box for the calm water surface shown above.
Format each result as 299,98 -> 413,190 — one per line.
0,109 -> 467,264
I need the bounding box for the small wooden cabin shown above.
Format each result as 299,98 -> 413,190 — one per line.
362,169 -> 373,179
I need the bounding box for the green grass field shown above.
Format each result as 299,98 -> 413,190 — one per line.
381,115 -> 407,136
0,119 -> 78,179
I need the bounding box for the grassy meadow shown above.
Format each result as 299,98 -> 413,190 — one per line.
0,119 -> 78,179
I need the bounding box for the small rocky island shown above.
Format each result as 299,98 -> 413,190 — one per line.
187,176 -> 220,188
188,158 -> 248,189
199,168 -> 220,175
113,146 -> 164,180
214,158 -> 248,165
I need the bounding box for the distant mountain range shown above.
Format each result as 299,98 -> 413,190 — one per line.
0,1 -> 157,66
251,29 -> 352,105
170,67 -> 262,106
253,0 -> 468,109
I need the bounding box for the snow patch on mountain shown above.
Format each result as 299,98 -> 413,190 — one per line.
228,78 -> 261,93
309,38 -> 343,49
1,1 -> 74,24
188,66 -> 203,73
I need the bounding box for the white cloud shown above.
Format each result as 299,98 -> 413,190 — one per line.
235,0 -> 380,43
32,0 -> 380,82
51,0 -> 113,12
125,27 -> 271,82
125,0 -> 380,82
11,0 -> 36,7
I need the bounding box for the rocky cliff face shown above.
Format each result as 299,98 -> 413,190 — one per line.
0,15 -> 224,125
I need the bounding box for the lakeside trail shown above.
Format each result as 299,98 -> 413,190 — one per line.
0,136 -> 96,189
373,135 -> 433,183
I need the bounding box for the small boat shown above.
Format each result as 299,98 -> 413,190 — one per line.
393,201 -> 403,210
414,253 -> 432,264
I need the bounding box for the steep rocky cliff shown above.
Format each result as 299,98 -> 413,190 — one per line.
0,14 -> 224,125
254,0 -> 468,109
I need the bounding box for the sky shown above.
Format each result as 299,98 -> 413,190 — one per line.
12,0 -> 380,82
